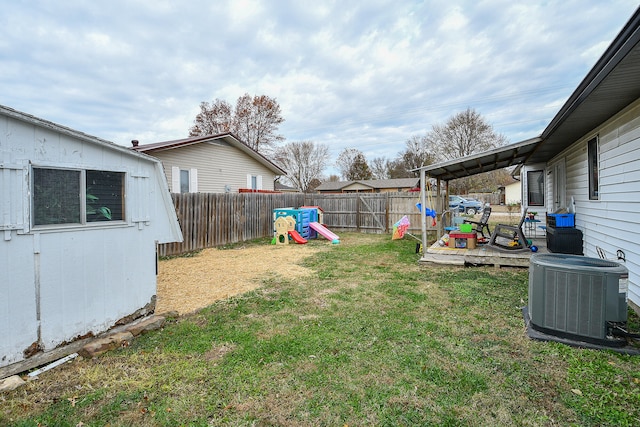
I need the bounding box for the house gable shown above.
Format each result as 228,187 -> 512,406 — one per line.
150,141 -> 278,193
134,134 -> 285,193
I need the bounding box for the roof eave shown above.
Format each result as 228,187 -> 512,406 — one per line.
134,133 -> 286,176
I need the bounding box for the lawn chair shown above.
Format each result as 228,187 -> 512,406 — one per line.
463,206 -> 492,240
488,208 -> 530,252
596,246 -> 626,263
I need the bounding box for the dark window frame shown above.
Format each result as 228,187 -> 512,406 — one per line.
527,170 -> 545,207
588,136 -> 599,200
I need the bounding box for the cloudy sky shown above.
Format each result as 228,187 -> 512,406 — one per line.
1,1 -> 638,173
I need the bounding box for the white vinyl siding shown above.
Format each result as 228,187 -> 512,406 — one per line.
550,98 -> 640,308
158,142 -> 276,193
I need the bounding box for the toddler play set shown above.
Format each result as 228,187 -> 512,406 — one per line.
272,206 -> 339,245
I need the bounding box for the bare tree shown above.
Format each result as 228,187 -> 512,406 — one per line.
400,134 -> 439,172
371,156 -> 390,179
372,157 -> 415,179
234,94 -> 284,154
426,108 -> 509,194
336,148 -> 373,180
336,148 -> 361,180
387,159 -> 414,178
429,107 -> 507,161
273,141 -> 329,192
189,93 -> 284,154
189,99 -> 233,136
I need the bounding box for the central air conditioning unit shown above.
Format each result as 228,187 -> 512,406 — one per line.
527,253 -> 628,347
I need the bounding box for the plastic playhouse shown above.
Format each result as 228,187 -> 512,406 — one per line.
273,206 -> 339,245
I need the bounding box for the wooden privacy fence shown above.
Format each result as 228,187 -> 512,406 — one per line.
158,192 -> 440,257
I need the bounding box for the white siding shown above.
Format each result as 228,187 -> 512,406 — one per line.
189,168 -> 198,192
549,98 -> 640,308
521,163 -> 546,211
0,107 -> 181,369
504,182 -> 521,205
153,142 -> 277,193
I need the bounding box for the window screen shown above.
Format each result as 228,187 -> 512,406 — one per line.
33,168 -> 81,225
588,137 -> 599,200
33,167 -> 125,226
86,170 -> 124,222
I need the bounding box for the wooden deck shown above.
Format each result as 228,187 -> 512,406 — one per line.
419,233 -> 548,268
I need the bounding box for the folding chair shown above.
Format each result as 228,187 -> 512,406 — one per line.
463,206 -> 492,240
488,208 -> 530,252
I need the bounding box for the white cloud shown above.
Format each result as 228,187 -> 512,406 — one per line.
0,0 -> 638,171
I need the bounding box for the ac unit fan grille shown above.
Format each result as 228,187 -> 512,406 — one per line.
542,269 -> 606,339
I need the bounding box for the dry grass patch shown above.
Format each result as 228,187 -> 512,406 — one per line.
156,243 -> 324,315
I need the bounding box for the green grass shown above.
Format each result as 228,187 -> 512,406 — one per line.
2,233 -> 639,426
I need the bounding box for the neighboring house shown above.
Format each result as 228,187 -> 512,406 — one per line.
0,105 -> 182,369
502,181 -> 522,205
417,7 -> 640,312
274,181 -> 300,193
132,133 -> 286,193
316,178 -> 420,193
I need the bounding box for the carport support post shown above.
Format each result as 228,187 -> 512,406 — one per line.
420,168 -> 427,256
437,178 -> 443,240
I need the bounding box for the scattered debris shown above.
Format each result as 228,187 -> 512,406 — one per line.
27,353 -> 78,378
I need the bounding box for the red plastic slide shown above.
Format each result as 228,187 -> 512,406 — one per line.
288,230 -> 308,244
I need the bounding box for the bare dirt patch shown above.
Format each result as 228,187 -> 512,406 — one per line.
156,243 -> 324,315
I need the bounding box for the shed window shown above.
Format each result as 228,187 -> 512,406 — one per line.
588,136 -> 599,200
33,167 -> 125,226
33,169 -> 81,225
86,170 -> 124,222
527,170 -> 544,207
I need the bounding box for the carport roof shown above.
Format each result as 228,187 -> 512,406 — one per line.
416,137 -> 541,182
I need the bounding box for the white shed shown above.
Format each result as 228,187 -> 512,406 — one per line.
0,105 -> 182,369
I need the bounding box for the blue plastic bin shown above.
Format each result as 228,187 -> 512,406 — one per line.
547,213 -> 574,228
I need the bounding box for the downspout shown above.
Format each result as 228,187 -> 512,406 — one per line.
34,233 -> 42,348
